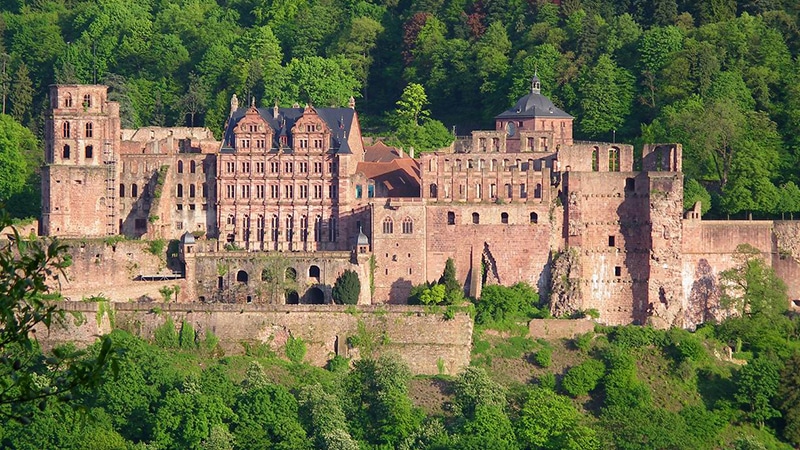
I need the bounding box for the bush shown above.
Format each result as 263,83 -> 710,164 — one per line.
154,316 -> 179,348
178,320 -> 196,349
285,335 -> 307,364
332,270 -> 361,305
533,346 -> 552,368
562,359 -> 605,397
474,282 -> 544,326
611,325 -> 661,349
573,332 -> 594,352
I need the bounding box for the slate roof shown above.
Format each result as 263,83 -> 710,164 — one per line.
495,76 -> 573,120
356,158 -> 421,198
221,106 -> 355,154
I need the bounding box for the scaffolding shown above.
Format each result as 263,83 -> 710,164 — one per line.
103,139 -> 117,235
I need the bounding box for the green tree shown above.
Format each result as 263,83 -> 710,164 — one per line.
576,54 -> 635,138
9,61 -> 32,127
393,83 -> 430,126
332,269 -> 361,305
0,213 -> 114,421
287,56 -> 360,106
232,383 -> 309,450
562,359 -> 606,397
778,351 -> 800,445
735,356 -> 782,428
331,16 -> 384,92
179,72 -> 208,127
719,244 -> 788,319
0,114 -> 35,206
517,387 -> 599,450
683,177 -> 712,216
298,384 -> 358,450
475,282 -> 542,325
154,380 -> 235,450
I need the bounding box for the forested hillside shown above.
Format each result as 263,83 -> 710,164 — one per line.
1,0 -> 800,218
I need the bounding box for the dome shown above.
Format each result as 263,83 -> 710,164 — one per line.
181,232 -> 195,245
356,227 -> 369,246
495,76 -> 572,120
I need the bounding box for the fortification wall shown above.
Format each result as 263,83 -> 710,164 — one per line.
54,239 -> 187,303
39,303 -> 473,375
774,221 -> 800,303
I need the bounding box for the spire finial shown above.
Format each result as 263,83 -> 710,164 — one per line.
251,96 -> 256,107
531,69 -> 541,95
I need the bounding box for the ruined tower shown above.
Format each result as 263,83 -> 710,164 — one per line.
41,85 -> 121,237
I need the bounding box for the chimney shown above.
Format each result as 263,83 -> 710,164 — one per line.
409,147 -> 415,158
398,147 -> 404,158
273,101 -> 278,119
348,96 -> 355,109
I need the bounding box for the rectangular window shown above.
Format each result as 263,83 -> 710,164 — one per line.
368,185 -> 375,198
226,185 -> 235,198
299,162 -> 308,173
242,162 -> 250,173
285,162 -> 293,173
270,184 -> 279,199
226,162 -> 235,173
329,184 -> 337,199
314,162 -> 322,173
241,185 -> 250,198
256,139 -> 265,148
256,162 -> 264,173
313,185 -> 322,199
284,185 -> 293,199
299,185 -> 308,199
256,185 -> 265,199
270,162 -> 279,173
356,185 -> 362,199
241,139 -> 250,148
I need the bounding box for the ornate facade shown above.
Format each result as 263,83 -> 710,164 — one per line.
41,81 -> 800,328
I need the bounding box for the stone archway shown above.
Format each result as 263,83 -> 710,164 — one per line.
305,287 -> 325,305
286,290 -> 299,304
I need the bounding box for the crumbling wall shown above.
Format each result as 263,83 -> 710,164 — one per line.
549,248 -> 583,317
39,303 -> 473,376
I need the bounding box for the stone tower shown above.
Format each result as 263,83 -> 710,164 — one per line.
41,85 -> 121,237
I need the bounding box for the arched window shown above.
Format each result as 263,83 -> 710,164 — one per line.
472,212 -> 480,224
609,147 -> 619,172
63,122 -> 70,138
271,215 -> 279,242
64,93 -> 72,108
285,267 -> 297,282
82,94 -> 91,108
382,217 -> 393,234
236,270 -> 248,284
285,215 -> 293,241
447,211 -> 455,225
430,183 -> 438,198
177,184 -> 183,198
85,145 -> 93,159
501,212 -> 509,224
535,183 -> 542,199
62,145 -> 71,159
592,147 -> 599,172
119,184 -> 125,197
85,122 -> 93,138
309,265 -> 320,281
475,183 -> 482,199
189,184 -> 195,197
132,184 -> 138,197
242,215 -> 250,241
315,216 -> 323,242
177,160 -> 184,174
190,160 -> 196,173
227,214 -> 235,225
505,183 -> 512,198
202,183 -> 208,198
402,217 -> 413,234
300,215 -> 308,242
530,212 -> 538,224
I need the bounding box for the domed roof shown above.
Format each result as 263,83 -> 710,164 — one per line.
181,232 -> 195,245
356,227 -> 369,246
495,75 -> 572,120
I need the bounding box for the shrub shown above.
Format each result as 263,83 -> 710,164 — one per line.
475,282 -> 543,326
562,359 -> 606,397
533,346 -> 552,368
332,270 -> 361,305
179,320 -> 196,349
285,335 -> 307,364
573,332 -> 594,352
147,238 -> 166,256
154,316 -> 179,348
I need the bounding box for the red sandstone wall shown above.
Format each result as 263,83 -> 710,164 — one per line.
40,303 -> 473,376
371,201 -> 428,303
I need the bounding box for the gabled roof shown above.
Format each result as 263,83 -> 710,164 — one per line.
221,105 -> 356,153
364,141 -> 403,162
356,158 -> 421,198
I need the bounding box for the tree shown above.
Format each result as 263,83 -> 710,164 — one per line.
333,270 -> 361,305
561,359 -> 606,397
439,257 -> 460,294
298,384 -> 358,450
779,351 -> 800,445
179,72 -> 208,127
735,356 -> 782,428
517,387 -> 599,450
683,177 -> 712,216
0,114 -> 33,204
287,56 -> 360,106
0,213 -> 114,421
9,62 -> 32,127
576,54 -> 635,138
232,383 -> 309,450
393,83 -> 430,126
719,244 -> 788,319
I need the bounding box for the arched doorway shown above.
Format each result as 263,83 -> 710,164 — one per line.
286,290 -> 299,304
285,267 -> 297,282
306,287 -> 325,305
236,270 -> 248,284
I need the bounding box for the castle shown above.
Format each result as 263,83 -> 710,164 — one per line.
41,80 -> 800,329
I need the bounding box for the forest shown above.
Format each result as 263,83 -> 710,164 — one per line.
3,243 -> 800,449
1,0 -> 800,219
